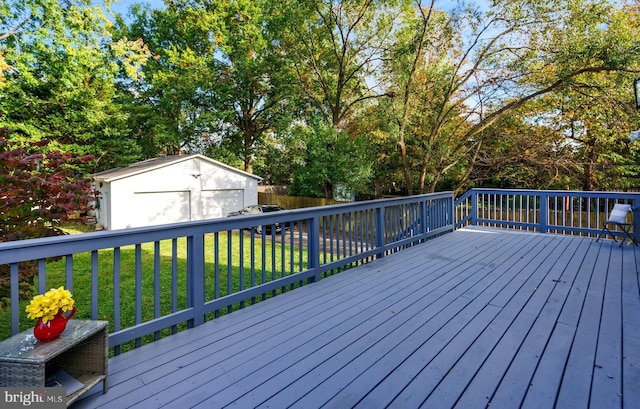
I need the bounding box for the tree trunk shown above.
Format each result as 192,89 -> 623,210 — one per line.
323,182 -> 334,200
399,140 -> 413,195
581,142 -> 597,191
395,1 -> 433,197
242,115 -> 257,173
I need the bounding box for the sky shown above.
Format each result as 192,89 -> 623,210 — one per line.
109,0 -> 166,18
107,0 -> 477,18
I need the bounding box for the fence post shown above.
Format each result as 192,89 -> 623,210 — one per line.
420,199 -> 428,238
376,206 -> 385,258
633,197 -> 640,243
447,195 -> 454,230
187,234 -> 205,328
539,192 -> 548,234
307,217 -> 321,283
10,264 -> 19,336
471,191 -> 478,226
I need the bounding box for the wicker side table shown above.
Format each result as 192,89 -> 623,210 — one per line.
0,320 -> 108,407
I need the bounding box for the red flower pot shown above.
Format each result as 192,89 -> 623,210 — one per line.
33,306 -> 76,342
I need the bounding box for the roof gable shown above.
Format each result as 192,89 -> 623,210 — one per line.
92,154 -> 261,182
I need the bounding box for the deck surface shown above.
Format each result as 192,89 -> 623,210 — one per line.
73,227 -> 640,409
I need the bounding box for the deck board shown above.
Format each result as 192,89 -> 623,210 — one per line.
622,245 -> 640,404
555,241 -> 615,409
355,235 -> 556,409
284,230 -> 544,407
191,233 -> 517,408
437,238 -> 592,409
591,242 -> 624,409
73,227 -> 640,409
488,236 -> 589,408
295,233 -> 544,409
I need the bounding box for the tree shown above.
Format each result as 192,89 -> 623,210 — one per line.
119,0 -> 291,172
210,0 -> 294,173
253,129 -> 308,187
3,0 -> 638,199
469,0 -> 640,192
469,104 -> 580,190
0,127 -> 96,304
537,74 -> 640,191
114,2 -> 219,157
275,0 -> 412,128
290,120 -> 374,198
0,130 -> 95,242
383,0 -> 445,195
270,0 -> 413,197
0,0 -> 150,172
380,0 -> 640,194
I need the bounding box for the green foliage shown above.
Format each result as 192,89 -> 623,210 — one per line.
469,108 -> 580,190
117,0 -> 293,171
372,0 -> 640,194
290,120 -> 374,198
273,0 -> 413,127
0,0 -> 146,172
252,131 -> 306,186
1,0 -> 640,197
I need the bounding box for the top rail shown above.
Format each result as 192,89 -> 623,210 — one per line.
1,192 -> 453,353
4,188 -> 637,355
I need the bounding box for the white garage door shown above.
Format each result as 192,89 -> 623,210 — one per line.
201,189 -> 244,219
132,191 -> 191,227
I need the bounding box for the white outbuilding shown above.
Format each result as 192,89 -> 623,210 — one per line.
92,154 -> 261,230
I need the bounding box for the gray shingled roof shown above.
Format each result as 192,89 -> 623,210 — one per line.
92,154 -> 261,182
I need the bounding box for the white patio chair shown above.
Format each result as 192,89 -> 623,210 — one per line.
595,203 -> 638,247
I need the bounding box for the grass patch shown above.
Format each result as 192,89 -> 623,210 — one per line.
1,228 -> 308,354
59,222 -> 97,235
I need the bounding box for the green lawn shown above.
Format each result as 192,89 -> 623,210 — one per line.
1,224 -> 308,352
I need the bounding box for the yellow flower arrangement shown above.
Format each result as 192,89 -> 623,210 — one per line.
25,286 -> 75,323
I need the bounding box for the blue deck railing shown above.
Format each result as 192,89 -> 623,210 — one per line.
3,189 -> 638,354
1,193 -> 453,353
455,188 -> 640,241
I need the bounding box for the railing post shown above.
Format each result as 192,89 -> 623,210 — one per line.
10,264 -> 19,336
91,251 -> 99,320
420,199 -> 428,237
307,217 -> 321,283
471,191 -> 478,226
187,234 -> 205,328
448,195 -> 454,229
376,206 -> 385,258
539,192 -> 548,234
633,198 -> 640,243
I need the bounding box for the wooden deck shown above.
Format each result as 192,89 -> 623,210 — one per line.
73,227 -> 640,409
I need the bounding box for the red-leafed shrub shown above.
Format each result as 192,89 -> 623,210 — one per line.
0,127 -> 97,304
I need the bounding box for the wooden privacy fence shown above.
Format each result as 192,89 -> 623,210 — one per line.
258,192 -> 342,209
